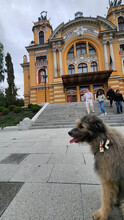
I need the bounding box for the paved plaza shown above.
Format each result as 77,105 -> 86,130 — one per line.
0,127 -> 124,220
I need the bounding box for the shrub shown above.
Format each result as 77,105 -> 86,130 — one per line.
0,106 -> 5,112
14,107 -> 22,113
8,105 -> 16,111
2,108 -> 9,115
31,106 -> 39,113
22,107 -> 29,111
28,103 -> 33,109
31,104 -> 40,110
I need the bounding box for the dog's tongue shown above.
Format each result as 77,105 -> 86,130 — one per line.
70,137 -> 82,143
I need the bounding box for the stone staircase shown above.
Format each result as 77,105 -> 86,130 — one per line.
30,101 -> 124,129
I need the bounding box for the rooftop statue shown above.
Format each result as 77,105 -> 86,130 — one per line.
109,0 -> 122,7
38,11 -> 47,22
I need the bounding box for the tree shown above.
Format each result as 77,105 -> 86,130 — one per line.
0,89 -> 6,107
5,53 -> 18,106
0,42 -> 4,83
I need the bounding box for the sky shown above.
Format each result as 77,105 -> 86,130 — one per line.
0,0 -> 121,98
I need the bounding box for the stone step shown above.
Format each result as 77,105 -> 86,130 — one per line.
30,102 -> 124,129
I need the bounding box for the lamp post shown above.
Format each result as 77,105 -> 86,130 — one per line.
42,66 -> 47,102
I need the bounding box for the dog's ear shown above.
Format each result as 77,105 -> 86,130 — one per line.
76,119 -> 81,127
88,116 -> 106,133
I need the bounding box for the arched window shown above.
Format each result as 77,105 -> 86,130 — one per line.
76,43 -> 86,55
38,69 -> 46,83
118,16 -> 124,31
68,46 -> 74,57
39,31 -> 44,44
78,63 -> 88,73
89,44 -> 96,55
90,61 -> 98,72
68,64 -> 75,74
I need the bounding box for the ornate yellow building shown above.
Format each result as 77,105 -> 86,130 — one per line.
21,3 -> 124,106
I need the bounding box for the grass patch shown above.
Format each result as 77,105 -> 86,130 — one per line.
0,109 -> 35,128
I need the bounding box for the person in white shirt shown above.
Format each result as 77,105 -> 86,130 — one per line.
83,89 -> 94,114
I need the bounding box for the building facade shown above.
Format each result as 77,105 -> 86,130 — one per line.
21,3 -> 124,106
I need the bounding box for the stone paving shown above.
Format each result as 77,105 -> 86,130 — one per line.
0,127 -> 124,220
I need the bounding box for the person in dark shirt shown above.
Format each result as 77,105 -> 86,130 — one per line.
114,89 -> 123,114
106,86 -> 115,107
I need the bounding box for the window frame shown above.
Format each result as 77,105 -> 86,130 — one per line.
68,64 -> 75,75
76,43 -> 86,55
88,44 -> 96,55
90,61 -> 98,72
39,31 -> 44,44
118,16 -> 124,31
67,46 -> 74,57
78,63 -> 88,73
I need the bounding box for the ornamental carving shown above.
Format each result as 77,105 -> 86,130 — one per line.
63,26 -> 99,41
67,54 -> 98,65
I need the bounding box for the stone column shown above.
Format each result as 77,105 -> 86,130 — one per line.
109,34 -> 115,70
58,48 -> 63,76
103,37 -> 109,70
76,86 -> 80,102
53,49 -> 57,77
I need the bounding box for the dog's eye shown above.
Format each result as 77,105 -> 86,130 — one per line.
79,124 -> 84,129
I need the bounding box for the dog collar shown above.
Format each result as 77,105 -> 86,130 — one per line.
100,137 -> 110,153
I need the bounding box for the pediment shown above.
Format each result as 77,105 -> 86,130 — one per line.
50,16 -> 116,40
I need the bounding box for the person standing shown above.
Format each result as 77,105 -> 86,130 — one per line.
114,89 -> 123,114
83,89 -> 94,114
97,90 -> 107,115
96,87 -> 104,98
106,86 -> 115,107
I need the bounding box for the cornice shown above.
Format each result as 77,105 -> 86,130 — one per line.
20,62 -> 29,68
32,23 -> 53,32
25,43 -> 50,52
48,37 -> 65,46
30,85 -> 51,89
97,16 -> 116,29
99,29 -> 116,38
115,31 -> 124,38
50,16 -> 117,39
24,94 -> 30,97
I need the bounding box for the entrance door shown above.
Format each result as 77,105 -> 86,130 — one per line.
67,95 -> 77,102
72,96 -> 76,102
67,87 -> 77,102
67,96 -> 72,102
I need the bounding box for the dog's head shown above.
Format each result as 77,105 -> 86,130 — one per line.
68,115 -> 107,144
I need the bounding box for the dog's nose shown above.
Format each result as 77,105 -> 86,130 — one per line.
68,131 -> 72,136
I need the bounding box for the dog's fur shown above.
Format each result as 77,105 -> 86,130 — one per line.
68,115 -> 124,220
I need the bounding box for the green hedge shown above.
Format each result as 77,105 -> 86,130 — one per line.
0,106 -> 5,112
14,107 -> 22,113
2,108 -> 9,115
8,105 -> 16,111
28,103 -> 33,109
31,106 -> 40,113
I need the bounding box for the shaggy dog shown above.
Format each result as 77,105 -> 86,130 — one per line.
68,115 -> 124,220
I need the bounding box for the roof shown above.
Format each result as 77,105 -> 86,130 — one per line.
62,70 -> 113,87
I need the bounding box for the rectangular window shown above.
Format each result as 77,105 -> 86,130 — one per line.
119,44 -> 124,51
36,56 -> 47,62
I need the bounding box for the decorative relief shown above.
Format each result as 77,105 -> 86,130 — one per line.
67,54 -> 98,65
63,26 -> 99,41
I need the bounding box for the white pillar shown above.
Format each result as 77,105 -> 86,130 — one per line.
59,49 -> 63,76
53,49 -> 57,77
103,39 -> 109,70
109,35 -> 115,70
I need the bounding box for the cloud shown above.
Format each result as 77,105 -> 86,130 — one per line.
0,0 -> 116,98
